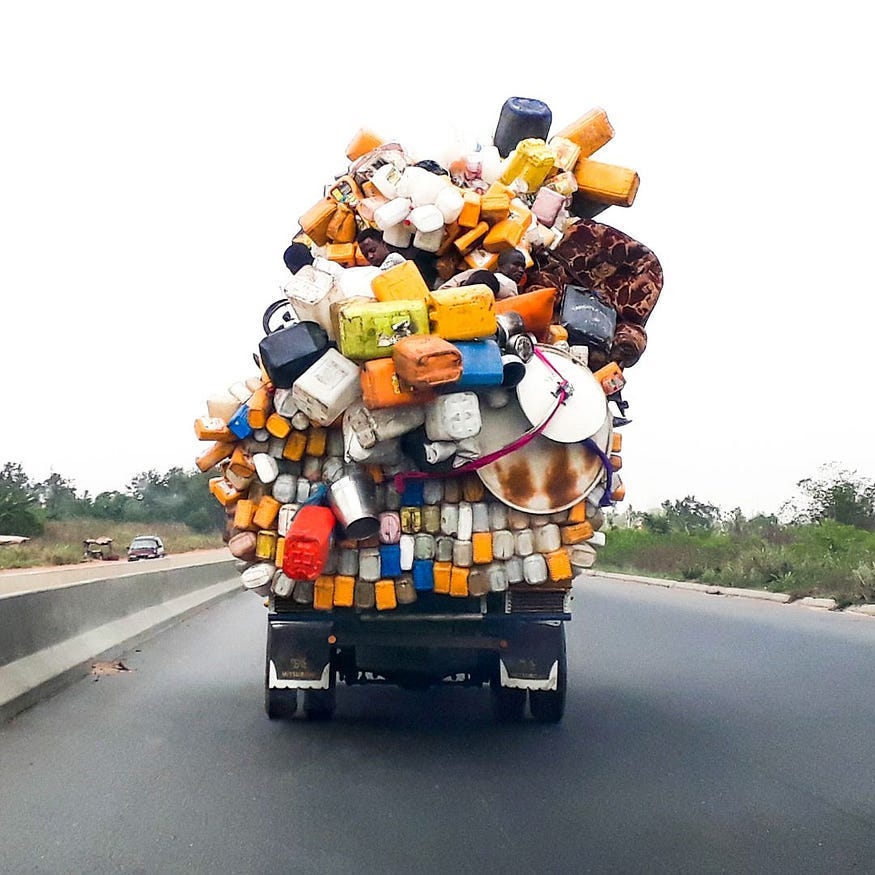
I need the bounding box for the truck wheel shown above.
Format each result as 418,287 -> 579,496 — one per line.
490,680 -> 526,722
529,628 -> 567,724
265,688 -> 297,720
303,687 -> 336,721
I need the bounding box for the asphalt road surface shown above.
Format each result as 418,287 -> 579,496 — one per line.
1,577 -> 873,874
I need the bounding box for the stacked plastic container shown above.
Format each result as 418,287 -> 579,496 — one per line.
196,97 -> 645,607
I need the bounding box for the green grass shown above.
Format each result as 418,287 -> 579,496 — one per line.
0,518 -> 223,569
599,521 -> 875,606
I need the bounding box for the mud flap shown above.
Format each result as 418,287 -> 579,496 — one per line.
498,622 -> 563,691
267,619 -> 333,690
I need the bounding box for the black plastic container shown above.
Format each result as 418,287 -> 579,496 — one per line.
258,315 -> 330,389
559,285 -> 617,352
493,97 -> 552,158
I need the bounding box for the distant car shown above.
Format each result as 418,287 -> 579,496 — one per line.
127,535 -> 165,561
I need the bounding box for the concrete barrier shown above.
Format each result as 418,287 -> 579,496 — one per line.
0,557 -> 239,722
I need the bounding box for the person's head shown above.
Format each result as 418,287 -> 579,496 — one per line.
357,228 -> 392,267
283,241 -> 314,274
497,249 -> 527,283
463,270 -> 500,296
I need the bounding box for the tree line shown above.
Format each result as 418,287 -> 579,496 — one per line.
0,463 -> 225,537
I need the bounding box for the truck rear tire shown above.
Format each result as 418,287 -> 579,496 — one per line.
303,687 -> 336,721
265,688 -> 297,720
529,628 -> 567,724
490,680 -> 527,722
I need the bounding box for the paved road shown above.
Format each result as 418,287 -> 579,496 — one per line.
1,577 -> 873,874
0,549 -> 229,597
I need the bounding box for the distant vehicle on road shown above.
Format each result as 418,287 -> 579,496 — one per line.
127,536 -> 165,561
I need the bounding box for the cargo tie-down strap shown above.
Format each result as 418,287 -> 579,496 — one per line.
393,346 -> 614,507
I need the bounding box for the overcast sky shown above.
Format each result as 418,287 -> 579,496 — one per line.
1,2 -> 871,516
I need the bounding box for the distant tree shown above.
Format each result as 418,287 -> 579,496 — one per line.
36,472 -> 82,519
660,496 -> 721,533
0,462 -> 44,536
781,464 -> 875,531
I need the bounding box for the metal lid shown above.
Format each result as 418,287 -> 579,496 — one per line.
515,345 -> 608,442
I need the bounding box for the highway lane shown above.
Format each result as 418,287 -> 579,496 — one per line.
1,576 -> 873,874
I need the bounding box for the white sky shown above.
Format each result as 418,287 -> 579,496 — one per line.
1,2 -> 871,516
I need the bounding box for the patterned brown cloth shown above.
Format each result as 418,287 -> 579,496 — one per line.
528,219 -> 663,368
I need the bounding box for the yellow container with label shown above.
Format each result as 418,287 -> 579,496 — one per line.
255,530 -> 277,561
375,579 -> 398,611
499,138 -> 555,193
314,576 -> 335,611
372,260 -> 430,303
427,285 -> 497,341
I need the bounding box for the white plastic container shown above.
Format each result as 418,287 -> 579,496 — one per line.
505,556 -> 524,585
337,547 -> 360,576
267,437 -> 286,458
291,411 -> 311,431
452,539 -> 473,568
479,145 -> 503,185
272,474 -> 296,504
241,562 -> 274,596
471,502 -> 490,533
345,430 -> 404,465
567,543 -> 597,570
507,509 -> 530,531
345,402 -> 425,450
492,530 -> 515,561
295,477 -> 311,503
321,457 -> 345,484
457,502 -> 474,541
440,503 -> 459,536
423,480 -> 444,506
486,562 -> 509,593
421,504 -> 441,534
407,204 -> 444,234
399,534 -> 415,571
523,554 -> 549,585
424,392 -> 482,442
488,503 -> 508,531
435,186 -> 464,223
277,503 -> 299,537
413,227 -> 444,253
292,348 -> 362,427
302,456 -> 322,482
371,163 -> 402,198
413,533 -> 436,560
358,547 -> 381,582
207,393 -> 240,422
514,529 -> 535,557
382,223 -> 413,249
435,536 -> 454,563
272,571 -> 294,598
534,524 -> 562,553
587,530 -> 607,548
228,381 -> 251,404
284,265 -> 337,336
374,197 -> 412,230
253,453 -> 279,485
272,388 -> 300,418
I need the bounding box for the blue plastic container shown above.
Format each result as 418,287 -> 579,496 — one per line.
412,559 -> 435,592
493,97 -> 552,158
228,404 -> 253,439
401,479 -> 425,507
453,339 -> 504,388
379,544 -> 402,578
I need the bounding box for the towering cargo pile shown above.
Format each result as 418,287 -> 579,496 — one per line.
194,97 -> 663,720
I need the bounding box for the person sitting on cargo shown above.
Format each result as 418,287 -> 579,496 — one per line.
283,240 -> 314,274
437,249 -> 527,300
357,228 -> 406,271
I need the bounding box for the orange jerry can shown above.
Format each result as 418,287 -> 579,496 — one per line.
208,477 -> 242,507
554,107 -> 614,157
371,259 -> 430,302
453,221 -> 489,254
313,576 -> 335,611
246,387 -> 271,430
560,521 -> 594,545
593,362 -> 626,395
323,243 -> 357,267
463,249 -> 499,271
546,548 -> 573,582
494,286 -> 557,339
433,562 -> 452,595
573,158 -> 640,207
333,575 -> 356,608
194,416 -> 235,442
299,198 -> 338,247
346,128 -> 385,161
449,566 -> 470,597
472,532 -> 493,565
253,496 -> 281,530
360,358 -> 435,409
375,579 -> 398,611
427,285 -> 497,341
196,441 -> 234,473
483,215 -> 527,253
233,499 -> 257,530
392,334 -> 463,390
457,190 -> 481,228
326,203 -> 357,243
479,182 -> 512,223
